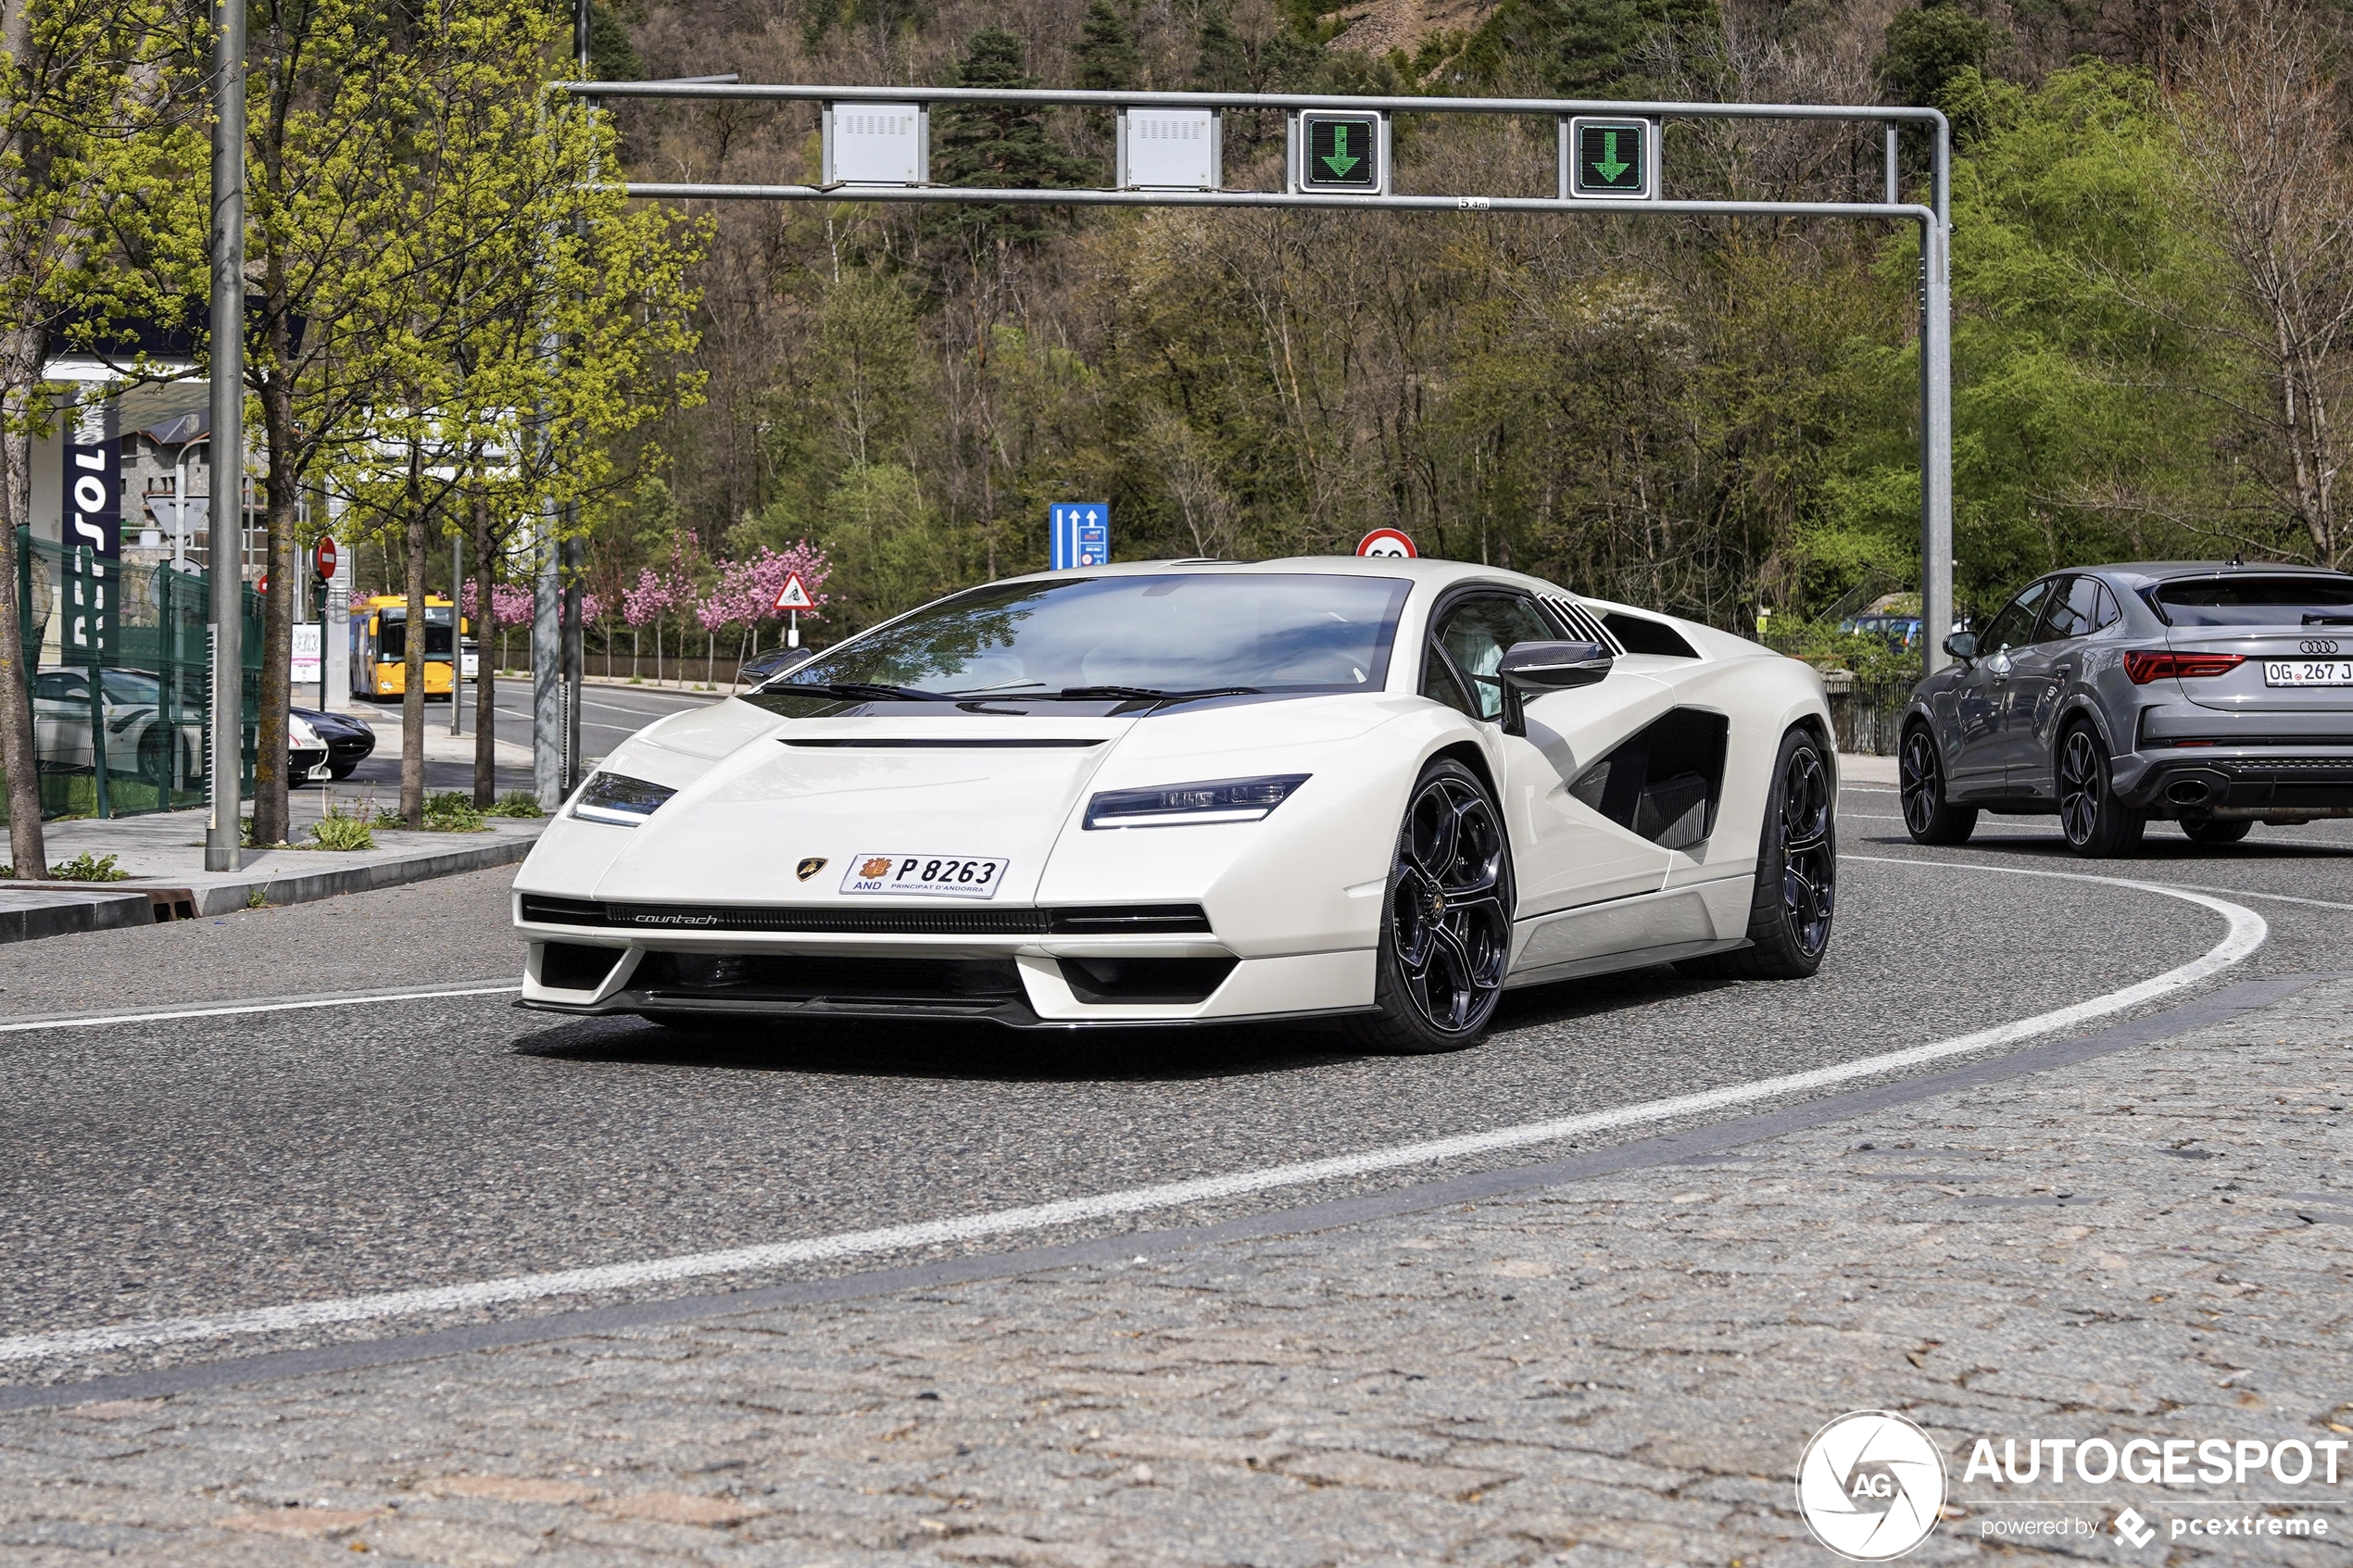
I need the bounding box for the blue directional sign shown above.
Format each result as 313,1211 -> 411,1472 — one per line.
1051,502 -> 1111,570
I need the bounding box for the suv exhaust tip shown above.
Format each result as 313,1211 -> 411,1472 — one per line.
2166,778 -> 2212,806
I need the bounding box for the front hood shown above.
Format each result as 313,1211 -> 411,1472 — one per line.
588,711 -> 1139,906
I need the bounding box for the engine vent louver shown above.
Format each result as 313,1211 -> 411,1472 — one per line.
519,895 -> 1211,936
1541,596 -> 1622,655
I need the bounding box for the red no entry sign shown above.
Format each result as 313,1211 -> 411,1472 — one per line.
312,536 -> 339,580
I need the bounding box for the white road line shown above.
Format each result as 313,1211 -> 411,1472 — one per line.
0,985 -> 521,1036
0,863 -> 2264,1366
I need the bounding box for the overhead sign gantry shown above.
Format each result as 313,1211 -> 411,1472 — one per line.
564,80 -> 1956,675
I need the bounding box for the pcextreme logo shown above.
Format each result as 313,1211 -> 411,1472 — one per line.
1795,1411 -> 1948,1560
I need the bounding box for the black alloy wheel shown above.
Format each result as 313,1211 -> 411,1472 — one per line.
1351,758 -> 1513,1053
136,727 -> 170,790
2057,724 -> 2145,857
2181,816 -> 2253,846
1680,727 -> 1837,981
1899,724 -> 1977,846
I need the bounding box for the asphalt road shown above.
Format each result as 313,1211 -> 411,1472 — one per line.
3,771 -> 2347,1386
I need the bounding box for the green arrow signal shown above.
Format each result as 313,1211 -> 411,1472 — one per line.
1593,129 -> 1630,182
1322,123 -> 1360,177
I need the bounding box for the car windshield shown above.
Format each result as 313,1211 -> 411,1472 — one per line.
2151,575 -> 2353,626
98,670 -> 162,705
760,572 -> 1412,701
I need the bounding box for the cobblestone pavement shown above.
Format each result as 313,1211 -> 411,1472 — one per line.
4,979 -> 2350,1566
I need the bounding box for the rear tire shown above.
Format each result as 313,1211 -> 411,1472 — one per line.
1899,724 -> 1976,845
2181,817 -> 2252,846
1346,758 -> 1514,1055
2057,724 -> 2145,857
1680,727 -> 1837,981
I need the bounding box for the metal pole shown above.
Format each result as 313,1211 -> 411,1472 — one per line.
1883,122 -> 1898,205
449,530 -> 463,736
562,534 -> 582,791
1919,116 -> 1954,676
532,509 -> 561,805
205,0 -> 244,872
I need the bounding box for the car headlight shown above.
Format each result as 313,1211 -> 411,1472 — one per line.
571,771 -> 677,827
1084,773 -> 1310,829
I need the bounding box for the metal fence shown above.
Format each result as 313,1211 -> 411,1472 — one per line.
7,531 -> 260,822
1822,672 -> 1914,757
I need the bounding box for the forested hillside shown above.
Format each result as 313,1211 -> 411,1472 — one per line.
584,0 -> 2353,654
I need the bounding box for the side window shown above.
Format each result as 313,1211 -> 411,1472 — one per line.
1981,581 -> 2051,653
2093,580 -> 2121,631
1422,641 -> 1478,719
2040,576 -> 2105,641
1432,595 -> 1554,721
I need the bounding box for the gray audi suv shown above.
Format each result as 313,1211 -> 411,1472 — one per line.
1900,561 -> 2353,855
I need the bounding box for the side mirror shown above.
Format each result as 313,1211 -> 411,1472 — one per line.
1943,632 -> 1977,661
1498,639 -> 1613,693
1497,640 -> 1611,736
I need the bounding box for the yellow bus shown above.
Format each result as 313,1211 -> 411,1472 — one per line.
351,595 -> 466,698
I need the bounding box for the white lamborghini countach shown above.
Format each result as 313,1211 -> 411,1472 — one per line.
514,558 -> 1836,1051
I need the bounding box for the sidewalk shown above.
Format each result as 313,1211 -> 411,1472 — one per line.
0,808 -> 545,942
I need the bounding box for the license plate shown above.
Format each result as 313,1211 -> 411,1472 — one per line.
2263,659 -> 2353,686
840,854 -> 1007,899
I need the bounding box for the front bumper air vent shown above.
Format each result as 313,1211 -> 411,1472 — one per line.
520,896 -> 1211,937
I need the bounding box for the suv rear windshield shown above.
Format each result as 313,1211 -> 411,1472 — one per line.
2149,575 -> 2353,627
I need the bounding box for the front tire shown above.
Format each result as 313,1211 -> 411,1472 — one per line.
1348,759 -> 1514,1054
1680,727 -> 1837,981
1899,724 -> 1976,845
2057,724 -> 2145,857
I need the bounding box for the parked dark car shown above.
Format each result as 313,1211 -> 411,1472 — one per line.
293,706 -> 375,782
736,646 -> 817,687
1900,561 -> 2353,855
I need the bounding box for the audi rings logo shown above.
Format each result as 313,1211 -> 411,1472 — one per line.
1796,1411 -> 1948,1560
2300,639 -> 2341,656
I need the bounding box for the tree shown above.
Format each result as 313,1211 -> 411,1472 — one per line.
0,0 -> 181,875
1876,3 -> 2008,111
2169,0 -> 2353,567
324,0 -> 702,816
933,28 -> 1085,250
1075,0 -> 1139,92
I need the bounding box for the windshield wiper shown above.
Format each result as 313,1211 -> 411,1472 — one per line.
2304,613 -> 2353,626
774,681 -> 952,702
1051,684 -> 1264,703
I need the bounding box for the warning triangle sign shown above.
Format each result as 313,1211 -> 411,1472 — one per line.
774,571 -> 814,611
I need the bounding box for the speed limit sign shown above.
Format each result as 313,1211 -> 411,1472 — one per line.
1356,528 -> 1416,558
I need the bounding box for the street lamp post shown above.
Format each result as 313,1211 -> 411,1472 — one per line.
206,0 -> 245,872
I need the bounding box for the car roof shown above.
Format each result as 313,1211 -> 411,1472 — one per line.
990,554 -> 1577,598
2062,561 -> 2353,586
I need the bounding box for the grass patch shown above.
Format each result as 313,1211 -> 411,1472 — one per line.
485,791 -> 543,819
308,806 -> 375,851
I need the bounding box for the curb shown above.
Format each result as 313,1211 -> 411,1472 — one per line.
0,830 -> 540,942
0,888 -> 161,944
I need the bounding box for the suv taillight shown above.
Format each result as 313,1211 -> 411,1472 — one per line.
2124,651 -> 2246,684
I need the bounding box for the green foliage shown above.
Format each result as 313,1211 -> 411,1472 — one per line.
308,809 -> 377,850
1076,0 -> 1142,91
422,791 -> 489,831
585,0 -> 647,82
485,791 -> 545,818
933,28 -> 1088,248
47,851 -> 127,882
1876,4 -> 2009,112
1457,0 -> 1718,97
